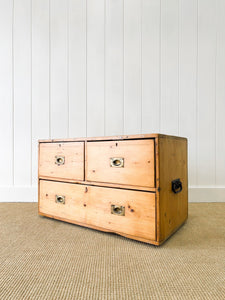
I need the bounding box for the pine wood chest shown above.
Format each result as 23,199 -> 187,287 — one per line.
38,134 -> 188,246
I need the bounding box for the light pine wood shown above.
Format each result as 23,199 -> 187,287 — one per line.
39,180 -> 87,223
86,139 -> 155,187
39,142 -> 84,181
157,135 -> 188,242
85,185 -> 155,240
38,133 -> 184,143
155,137 -> 160,242
38,176 -> 157,192
38,133 -> 188,246
39,180 -> 156,241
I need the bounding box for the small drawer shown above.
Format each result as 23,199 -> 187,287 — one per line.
39,180 -> 87,223
86,139 -> 155,187
86,185 -> 156,240
39,142 -> 84,181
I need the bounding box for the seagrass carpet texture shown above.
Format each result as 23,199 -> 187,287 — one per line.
0,203 -> 224,300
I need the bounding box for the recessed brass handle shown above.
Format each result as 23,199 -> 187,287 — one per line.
55,156 -> 65,165
111,205 -> 125,216
55,195 -> 65,204
110,157 -> 124,168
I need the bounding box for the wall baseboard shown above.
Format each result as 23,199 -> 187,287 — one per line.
188,187 -> 225,203
0,186 -> 37,202
0,186 -> 224,203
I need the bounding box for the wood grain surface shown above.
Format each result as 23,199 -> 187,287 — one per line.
39,180 -> 156,241
39,142 -> 84,181
86,139 -> 155,187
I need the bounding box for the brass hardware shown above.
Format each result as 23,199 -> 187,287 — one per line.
111,205 -> 125,216
172,178 -> 182,194
55,155 -> 65,165
55,195 -> 65,204
110,157 -> 124,168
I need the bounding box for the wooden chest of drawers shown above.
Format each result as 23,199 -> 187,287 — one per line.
38,134 -> 188,246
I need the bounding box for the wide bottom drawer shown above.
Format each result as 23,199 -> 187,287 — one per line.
39,180 -> 156,241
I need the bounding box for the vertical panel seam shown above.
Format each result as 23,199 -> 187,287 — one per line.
67,0 -> 70,138
12,0 -> 15,186
196,0 -> 199,185
49,0 -> 51,139
178,0 -> 180,136
104,0 -> 106,136
159,0 -> 161,133
140,0 -> 142,134
31,0 -> 33,186
215,0 -> 218,185
85,0 -> 87,137
123,0 -> 125,135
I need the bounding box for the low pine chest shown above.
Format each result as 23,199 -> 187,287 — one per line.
38,134 -> 188,246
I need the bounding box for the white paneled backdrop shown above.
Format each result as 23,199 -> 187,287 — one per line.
0,0 -> 225,202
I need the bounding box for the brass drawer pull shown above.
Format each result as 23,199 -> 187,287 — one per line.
111,205 -> 125,216
110,157 -> 124,168
55,195 -> 65,204
55,155 -> 65,165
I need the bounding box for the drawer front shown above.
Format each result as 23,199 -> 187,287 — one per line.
86,139 -> 155,187
85,185 -> 156,240
39,180 -> 87,223
39,180 -> 156,241
39,142 -> 84,181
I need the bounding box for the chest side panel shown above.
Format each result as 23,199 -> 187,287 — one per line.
158,136 -> 188,242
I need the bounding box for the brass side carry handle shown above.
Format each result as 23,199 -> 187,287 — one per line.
111,205 -> 125,216
110,157 -> 124,168
55,195 -> 65,204
172,178 -> 182,194
55,155 -> 65,165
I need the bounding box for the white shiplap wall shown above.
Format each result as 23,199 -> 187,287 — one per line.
0,0 -> 225,202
